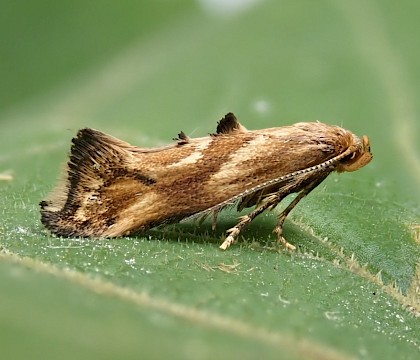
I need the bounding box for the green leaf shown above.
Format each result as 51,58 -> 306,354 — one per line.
1,1 -> 419,359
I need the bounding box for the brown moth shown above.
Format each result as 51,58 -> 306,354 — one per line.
40,113 -> 372,250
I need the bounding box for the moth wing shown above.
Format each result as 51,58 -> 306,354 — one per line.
40,128 -> 156,237
181,177 -> 290,224
182,164 -> 332,225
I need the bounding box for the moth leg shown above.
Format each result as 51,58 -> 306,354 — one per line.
220,194 -> 281,250
220,172 -> 329,250
274,177 -> 327,250
212,209 -> 220,231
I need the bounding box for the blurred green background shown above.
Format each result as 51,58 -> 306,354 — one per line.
1,1 -> 419,359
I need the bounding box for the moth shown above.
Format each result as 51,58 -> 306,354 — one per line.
40,113 -> 372,250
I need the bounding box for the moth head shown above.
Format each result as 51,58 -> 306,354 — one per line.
336,135 -> 372,172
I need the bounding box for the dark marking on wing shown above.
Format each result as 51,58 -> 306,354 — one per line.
174,131 -> 190,145
215,113 -> 248,135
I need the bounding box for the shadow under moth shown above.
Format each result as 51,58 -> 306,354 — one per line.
40,113 -> 372,250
